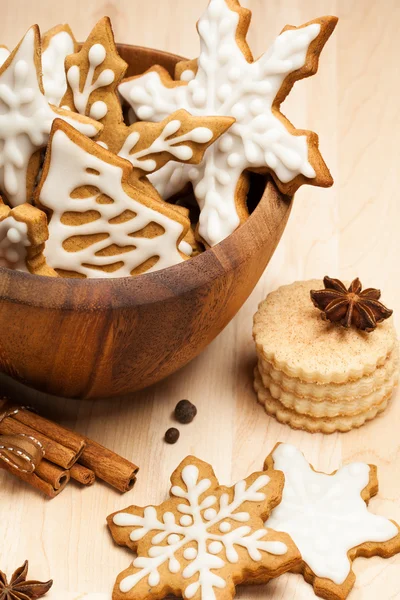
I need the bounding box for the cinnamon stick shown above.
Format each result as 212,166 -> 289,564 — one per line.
35,460 -> 70,490
79,440 -> 139,493
11,409 -> 86,455
70,463 -> 96,486
0,460 -> 67,498
0,417 -> 82,469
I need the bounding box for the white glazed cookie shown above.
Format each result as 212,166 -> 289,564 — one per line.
0,198 -> 57,276
35,115 -> 231,278
119,0 -> 337,246
0,26 -> 102,208
107,455 -> 300,600
42,24 -> 77,106
0,45 -> 10,66
264,443 -> 400,600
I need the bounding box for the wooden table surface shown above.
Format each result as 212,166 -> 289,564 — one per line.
1,0 -> 400,598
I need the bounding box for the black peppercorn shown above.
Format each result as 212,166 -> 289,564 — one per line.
165,428 -> 180,444
175,399 -> 197,424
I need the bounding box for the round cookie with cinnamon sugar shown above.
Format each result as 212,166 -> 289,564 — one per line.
253,279 -> 397,383
252,278 -> 398,432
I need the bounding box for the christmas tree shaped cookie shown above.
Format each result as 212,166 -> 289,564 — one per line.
35,112 -> 233,278
108,456 -> 300,600
119,0 -> 337,246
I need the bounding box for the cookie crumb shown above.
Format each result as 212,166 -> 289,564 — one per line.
175,399 -> 197,424
165,428 -> 180,444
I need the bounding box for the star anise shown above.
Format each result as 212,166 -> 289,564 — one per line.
0,562 -> 52,600
310,277 -> 393,332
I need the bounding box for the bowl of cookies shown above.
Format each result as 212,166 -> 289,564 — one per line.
0,3 -> 336,399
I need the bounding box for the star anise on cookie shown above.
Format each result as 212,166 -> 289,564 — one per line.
0,561 -> 52,599
311,276 -> 393,332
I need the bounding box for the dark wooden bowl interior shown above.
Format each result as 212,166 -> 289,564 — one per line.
0,45 -> 292,400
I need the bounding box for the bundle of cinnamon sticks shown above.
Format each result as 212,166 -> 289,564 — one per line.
0,398 -> 139,498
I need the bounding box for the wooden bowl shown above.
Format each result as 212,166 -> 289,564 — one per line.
0,45 -> 292,400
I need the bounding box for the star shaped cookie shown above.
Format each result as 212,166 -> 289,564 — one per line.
119,0 -> 337,245
108,455 -> 300,600
264,443 -> 400,600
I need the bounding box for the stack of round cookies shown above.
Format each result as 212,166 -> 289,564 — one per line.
253,280 -> 399,433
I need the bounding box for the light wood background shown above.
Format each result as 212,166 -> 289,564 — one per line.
1,0 -> 400,598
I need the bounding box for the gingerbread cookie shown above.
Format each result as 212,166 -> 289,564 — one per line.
0,45 -> 10,66
61,17 -> 127,153
0,198 -> 57,276
253,280 -> 399,432
107,455 -> 300,600
119,0 -> 337,246
264,443 -> 400,600
0,26 -> 102,208
35,113 -> 231,278
42,24 -> 77,106
253,365 -> 392,433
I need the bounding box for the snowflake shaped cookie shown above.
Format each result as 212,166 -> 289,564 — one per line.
119,0 -> 337,246
41,24 -> 77,106
0,46 -> 10,67
0,26 -> 102,207
61,17 -> 128,153
264,443 -> 400,600
0,198 -> 56,276
108,456 -> 300,600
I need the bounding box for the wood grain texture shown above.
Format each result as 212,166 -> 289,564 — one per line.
0,0 -> 400,599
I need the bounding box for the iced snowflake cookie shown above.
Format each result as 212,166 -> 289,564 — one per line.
0,26 -> 102,208
263,443 -> 400,600
107,456 -> 300,600
35,113 -> 232,278
0,45 -> 10,66
0,198 -> 57,276
42,24 -> 77,106
119,0 -> 337,246
61,17 -> 128,153
253,280 -> 399,432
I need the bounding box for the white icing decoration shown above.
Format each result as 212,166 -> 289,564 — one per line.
42,30 -> 75,106
0,216 -> 30,270
180,69 -> 196,82
119,0 -> 321,246
118,119 -> 213,173
266,444 -> 399,585
67,42 -> 114,117
0,47 -> 10,67
112,463 -> 287,598
178,239 -> 193,257
0,27 -> 99,207
39,127 -> 186,278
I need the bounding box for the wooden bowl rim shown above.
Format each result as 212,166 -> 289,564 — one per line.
0,45 -> 291,311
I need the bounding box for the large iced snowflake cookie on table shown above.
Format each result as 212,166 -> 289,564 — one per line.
119,0 -> 337,246
107,455 -> 300,600
263,444 -> 400,600
0,25 -> 102,208
34,112 -> 233,278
